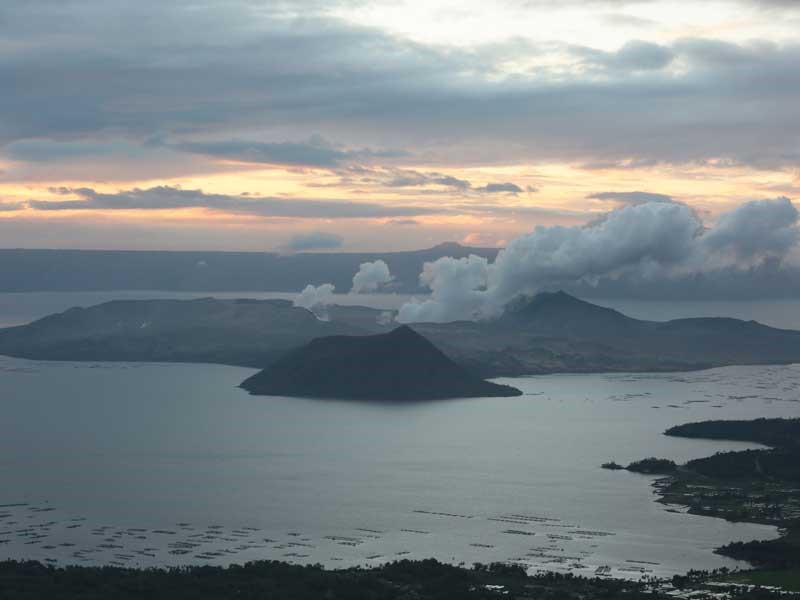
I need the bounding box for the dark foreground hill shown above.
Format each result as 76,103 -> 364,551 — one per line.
240,326 -> 522,400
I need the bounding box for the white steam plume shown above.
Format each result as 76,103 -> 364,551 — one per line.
293,283 -> 336,321
351,260 -> 394,293
398,197 -> 799,323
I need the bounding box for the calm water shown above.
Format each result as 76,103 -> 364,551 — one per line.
1,292 -> 799,577
1,355 -> 798,578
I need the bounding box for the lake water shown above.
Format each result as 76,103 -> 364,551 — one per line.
1,291 -> 799,578
1,355 -> 798,578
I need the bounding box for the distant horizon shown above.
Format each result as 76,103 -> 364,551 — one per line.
0,240 -> 499,254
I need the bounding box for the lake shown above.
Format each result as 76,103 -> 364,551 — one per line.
1,355 -> 798,577
0,291 -> 799,578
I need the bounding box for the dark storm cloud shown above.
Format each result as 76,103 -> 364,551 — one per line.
26,186 -> 443,219
0,1 -> 799,170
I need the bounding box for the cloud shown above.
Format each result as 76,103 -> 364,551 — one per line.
601,13 -> 657,28
462,232 -> 502,246
293,283 -> 336,320
1,2 -> 798,171
397,197 -> 800,322
700,196 -> 799,262
351,260 -> 394,293
5,139 -> 139,162
284,230 -> 344,251
398,254 -> 493,323
386,172 -> 466,189
588,191 -> 675,205
380,172 -> 525,196
477,182 -> 524,194
169,136 -> 406,167
385,219 -> 420,226
26,186 -> 443,219
348,167 -> 472,190
573,40 -> 675,71
454,203 -> 592,222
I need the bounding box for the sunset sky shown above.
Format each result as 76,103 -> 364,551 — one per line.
2,0 -> 799,251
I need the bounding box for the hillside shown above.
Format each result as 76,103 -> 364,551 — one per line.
2,292 -> 800,376
240,326 -> 522,400
0,298 -> 383,367
499,290 -> 644,338
418,291 -> 800,375
665,418 -> 800,449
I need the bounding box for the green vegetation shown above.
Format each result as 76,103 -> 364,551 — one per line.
717,527 -> 800,569
601,461 -> 624,470
665,418 -> 800,450
721,568 -> 800,592
686,448 -> 800,482
0,559 -> 671,600
1,559 -> 795,600
602,417 -> 800,591
652,418 -> 800,575
625,458 -> 677,474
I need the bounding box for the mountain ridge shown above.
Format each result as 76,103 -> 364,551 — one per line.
1,291 -> 799,377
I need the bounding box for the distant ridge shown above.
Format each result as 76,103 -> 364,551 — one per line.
500,290 -> 640,338
0,244 -> 500,293
2,291 -> 800,377
240,325 -> 522,400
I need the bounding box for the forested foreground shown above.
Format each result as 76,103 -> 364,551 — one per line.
1,559 -> 796,600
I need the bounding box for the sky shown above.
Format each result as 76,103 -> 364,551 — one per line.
1,0 -> 799,252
